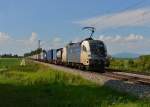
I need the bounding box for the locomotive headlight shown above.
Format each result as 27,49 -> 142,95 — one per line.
88,54 -> 91,59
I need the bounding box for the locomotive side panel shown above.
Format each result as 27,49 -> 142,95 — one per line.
80,41 -> 91,66
67,43 -> 81,63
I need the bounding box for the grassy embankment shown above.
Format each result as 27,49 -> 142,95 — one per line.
0,58 -> 149,107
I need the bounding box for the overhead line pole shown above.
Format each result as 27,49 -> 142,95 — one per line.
38,40 -> 41,49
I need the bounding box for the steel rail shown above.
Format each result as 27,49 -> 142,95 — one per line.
104,69 -> 150,85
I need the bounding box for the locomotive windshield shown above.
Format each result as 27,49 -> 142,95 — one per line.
89,41 -> 106,57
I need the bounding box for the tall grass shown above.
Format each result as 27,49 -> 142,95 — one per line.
0,58 -> 149,107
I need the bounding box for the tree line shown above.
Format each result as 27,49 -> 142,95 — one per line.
0,54 -> 19,58
24,48 -> 42,57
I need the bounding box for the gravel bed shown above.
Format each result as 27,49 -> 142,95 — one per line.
35,61 -> 150,98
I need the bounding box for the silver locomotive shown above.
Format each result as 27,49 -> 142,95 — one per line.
62,37 -> 108,72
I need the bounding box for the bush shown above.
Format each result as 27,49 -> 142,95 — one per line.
109,55 -> 150,74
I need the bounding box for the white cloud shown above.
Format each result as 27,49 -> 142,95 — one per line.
0,32 -> 38,55
125,34 -> 143,41
72,36 -> 87,43
98,34 -> 144,43
15,32 -> 38,47
53,37 -> 62,43
29,32 -> 37,43
0,32 -> 11,44
75,7 -> 150,30
73,7 -> 150,54
0,31 -> 149,55
96,34 -> 150,54
42,36 -> 65,49
0,33 -> 66,55
24,32 -> 38,46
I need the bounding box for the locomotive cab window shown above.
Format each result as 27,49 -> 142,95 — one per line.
82,45 -> 87,52
90,42 -> 106,57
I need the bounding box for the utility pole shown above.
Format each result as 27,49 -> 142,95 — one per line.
37,40 -> 41,59
38,40 -> 41,49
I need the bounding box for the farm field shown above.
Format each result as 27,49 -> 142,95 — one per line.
0,58 -> 149,107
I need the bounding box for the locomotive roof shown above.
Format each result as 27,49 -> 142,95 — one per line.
66,37 -> 104,47
88,39 -> 104,44
81,37 -> 104,44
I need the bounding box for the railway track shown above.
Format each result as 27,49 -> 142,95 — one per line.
104,69 -> 150,85
105,68 -> 150,76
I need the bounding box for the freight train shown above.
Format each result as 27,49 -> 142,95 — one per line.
29,27 -> 110,72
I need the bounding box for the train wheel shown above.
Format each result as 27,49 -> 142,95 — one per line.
85,65 -> 89,71
79,65 -> 83,70
99,62 -> 105,73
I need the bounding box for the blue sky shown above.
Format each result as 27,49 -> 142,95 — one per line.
0,0 -> 150,55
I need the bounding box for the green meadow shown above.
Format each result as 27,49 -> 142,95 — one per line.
0,58 -> 149,107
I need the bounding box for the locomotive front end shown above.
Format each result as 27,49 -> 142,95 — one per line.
89,40 -> 107,71
81,39 -> 108,72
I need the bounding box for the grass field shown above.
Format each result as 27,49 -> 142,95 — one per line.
0,58 -> 149,107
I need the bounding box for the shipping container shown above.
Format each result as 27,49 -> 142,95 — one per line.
40,51 -> 47,60
52,49 -> 57,63
56,48 -> 63,64
46,49 -> 53,62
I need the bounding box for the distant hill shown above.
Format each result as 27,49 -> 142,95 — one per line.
112,52 -> 140,58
